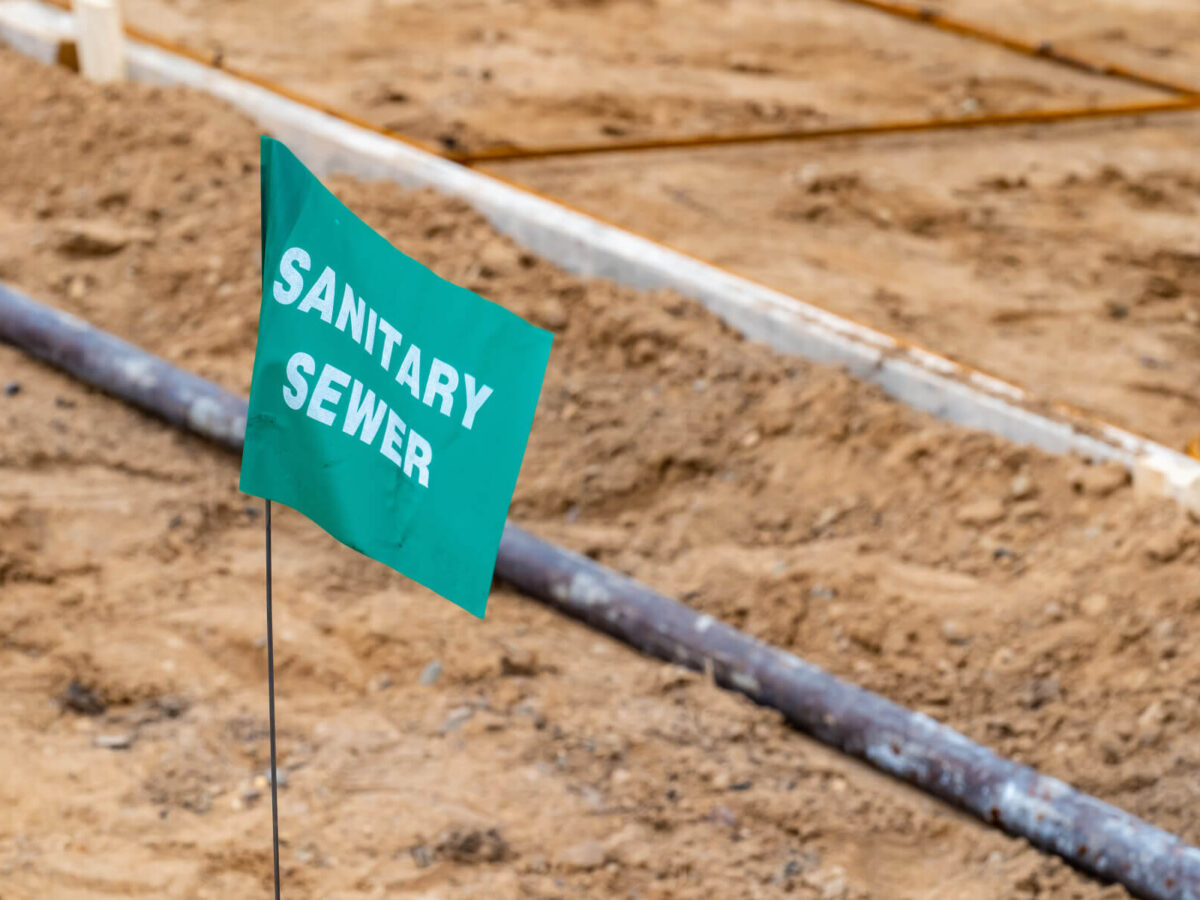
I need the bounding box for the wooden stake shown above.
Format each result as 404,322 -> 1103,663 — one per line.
74,0 -> 125,82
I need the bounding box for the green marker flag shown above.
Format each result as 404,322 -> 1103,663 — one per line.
240,137 -> 552,618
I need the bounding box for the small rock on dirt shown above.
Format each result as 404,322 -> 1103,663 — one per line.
4,381 -> 19,396
656,665 -> 700,691
533,297 -> 568,331
56,220 -> 152,256
436,826 -> 511,864
500,647 -> 539,677
804,865 -> 849,900
940,619 -> 970,645
1095,719 -> 1127,765
1080,593 -> 1111,618
418,660 -> 442,685
370,674 -> 393,692
956,498 -> 1006,527
709,805 -> 738,828
558,840 -> 608,871
1144,531 -> 1184,563
756,386 -> 798,436
1011,500 -> 1042,521
94,733 -> 134,750
409,842 -> 437,868
813,505 -> 844,531
1020,677 -> 1060,710
1136,701 -> 1166,746
441,705 -> 475,734
154,695 -> 189,719
605,824 -> 652,867
60,680 -> 106,716
1009,473 -> 1037,500
1070,461 -> 1129,497
478,239 -> 514,275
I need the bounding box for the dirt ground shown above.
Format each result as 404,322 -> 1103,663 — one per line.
111,0 -> 1200,448
935,0 -> 1200,91
121,0 -> 1151,150
3,45 -> 1200,898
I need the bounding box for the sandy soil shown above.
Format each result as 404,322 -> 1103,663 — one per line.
3,46 -> 1200,898
504,112 -> 1200,446
112,0 -> 1200,448
934,0 -> 1200,92
119,0 -> 1149,152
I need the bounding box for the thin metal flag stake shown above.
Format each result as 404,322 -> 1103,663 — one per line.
265,498 -> 282,899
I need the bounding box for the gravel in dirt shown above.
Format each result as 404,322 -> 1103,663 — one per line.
2,46 -> 1198,899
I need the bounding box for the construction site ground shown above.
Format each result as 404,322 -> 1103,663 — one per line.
0,3 -> 1195,897
108,0 -> 1200,448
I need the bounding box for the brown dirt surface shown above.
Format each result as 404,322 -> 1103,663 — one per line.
505,112 -> 1200,447
105,0 -> 1200,447
119,0 -> 1151,152
2,45 -> 1200,899
933,0 -> 1200,92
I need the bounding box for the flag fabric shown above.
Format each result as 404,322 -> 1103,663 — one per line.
240,137 -> 552,617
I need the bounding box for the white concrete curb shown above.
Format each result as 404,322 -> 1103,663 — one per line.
3,0 -> 1198,510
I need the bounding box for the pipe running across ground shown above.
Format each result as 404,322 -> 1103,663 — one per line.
2,281 -> 1199,899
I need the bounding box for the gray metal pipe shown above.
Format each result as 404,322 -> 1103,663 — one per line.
0,283 -> 247,449
2,280 -> 1197,900
499,526 -> 1200,900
